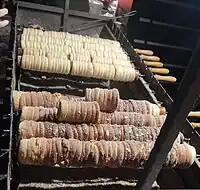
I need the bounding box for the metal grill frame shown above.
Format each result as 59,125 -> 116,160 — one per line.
2,0 -> 200,189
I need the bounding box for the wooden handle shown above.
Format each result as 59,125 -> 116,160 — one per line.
159,109 -> 200,117
140,55 -> 160,62
188,111 -> 200,117
154,75 -> 177,83
191,123 -> 200,128
159,107 -> 166,115
144,61 -> 163,67
149,68 -> 169,75
134,48 -> 154,56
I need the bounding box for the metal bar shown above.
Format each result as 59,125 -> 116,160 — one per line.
68,22 -> 105,33
18,1 -> 108,21
18,1 -> 63,14
69,10 -> 108,21
6,1 -> 18,189
136,42 -> 200,190
104,24 -> 117,40
163,63 -> 186,69
60,0 -> 70,31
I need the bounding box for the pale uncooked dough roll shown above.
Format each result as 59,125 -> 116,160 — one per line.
26,35 -> 64,45
23,28 -> 43,36
70,46 -> 89,54
23,48 -> 46,56
115,52 -> 129,61
21,41 -> 42,49
22,42 -> 63,53
70,40 -> 84,49
89,50 -> 97,57
85,42 -> 98,50
21,28 -> 137,82
92,56 -> 113,65
22,28 -> 120,48
71,61 -> 94,77
70,53 -> 91,62
21,55 -> 71,75
21,41 -> 65,52
114,65 -> 136,82
21,55 -> 47,71
93,63 -> 115,80
43,31 -> 66,38
42,36 -> 65,45
45,51 -> 70,59
113,59 -> 132,67
49,58 -> 71,74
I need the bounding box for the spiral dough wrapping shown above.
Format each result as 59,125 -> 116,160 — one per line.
85,88 -> 119,112
19,138 -> 196,168
98,112 -> 166,127
19,120 -> 183,143
57,100 -> 100,124
21,28 -> 139,82
18,91 -> 61,109
71,61 -> 94,78
20,106 -> 58,122
21,55 -> 71,75
13,90 -> 83,110
117,100 -> 161,116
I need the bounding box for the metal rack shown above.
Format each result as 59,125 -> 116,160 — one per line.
0,1 -> 17,189
128,0 -> 200,100
2,0 -> 200,189
136,42 -> 200,189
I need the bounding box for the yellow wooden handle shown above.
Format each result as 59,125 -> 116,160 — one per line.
144,61 -> 163,67
140,55 -> 160,62
191,123 -> 200,128
149,68 -> 169,75
154,75 -> 177,83
135,48 -> 154,56
188,111 -> 200,117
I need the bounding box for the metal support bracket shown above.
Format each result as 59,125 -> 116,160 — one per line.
136,42 -> 200,190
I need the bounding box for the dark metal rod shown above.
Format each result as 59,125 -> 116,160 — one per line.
60,0 -> 70,31
136,42 -> 200,189
68,22 -> 105,33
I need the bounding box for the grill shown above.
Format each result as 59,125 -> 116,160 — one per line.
1,0 -> 200,189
